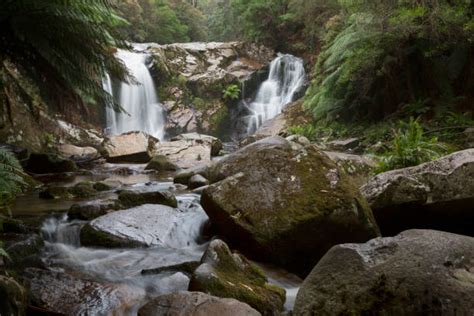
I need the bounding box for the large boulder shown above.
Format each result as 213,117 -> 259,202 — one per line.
138,292 -> 261,316
361,149 -> 474,236
154,133 -> 221,169
201,136 -> 380,276
58,144 -> 99,161
0,275 -> 27,316
189,239 -> 285,315
81,204 -> 191,248
324,151 -> 376,187
25,268 -> 145,315
25,153 -> 77,174
294,229 -> 474,316
102,131 -> 158,163
145,155 -> 178,171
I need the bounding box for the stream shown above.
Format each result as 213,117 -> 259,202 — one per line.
13,162 -> 301,314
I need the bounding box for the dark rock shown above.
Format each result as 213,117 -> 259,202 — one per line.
141,261 -> 200,276
24,268 -> 145,315
138,292 -> 261,316
25,153 -> 77,174
361,149 -> 474,236
0,275 -> 27,316
294,229 -> 474,316
145,155 -> 178,171
189,239 -> 285,315
188,174 -> 209,189
68,201 -> 117,220
326,137 -> 360,152
201,136 -> 379,276
118,190 -> 178,208
4,234 -> 44,270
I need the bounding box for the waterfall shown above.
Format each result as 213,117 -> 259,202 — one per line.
105,49 -> 165,140
246,54 -> 305,134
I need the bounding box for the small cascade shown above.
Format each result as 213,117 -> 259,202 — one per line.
105,49 -> 165,140
245,54 -> 305,134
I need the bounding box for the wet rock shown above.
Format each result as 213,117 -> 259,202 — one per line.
92,180 -> 119,191
201,136 -> 380,276
39,182 -> 98,200
145,155 -> 178,171
118,190 -> 178,208
173,165 -> 210,185
102,131 -> 158,163
141,261 -> 200,276
294,229 -> 474,316
463,127 -> 474,149
25,268 -> 145,315
25,153 -> 77,174
361,149 -> 474,236
188,174 -> 209,189
139,291 -> 261,316
189,239 -> 285,315
58,144 -> 99,161
324,151 -> 376,187
155,133 -> 221,169
4,234 -> 44,270
326,138 -> 360,152
0,275 -> 27,316
69,201 -> 117,220
81,204 -> 186,248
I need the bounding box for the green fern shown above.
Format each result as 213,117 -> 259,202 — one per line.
377,118 -> 449,173
0,241 -> 9,261
0,149 -> 28,214
0,0 -> 129,113
222,84 -> 241,101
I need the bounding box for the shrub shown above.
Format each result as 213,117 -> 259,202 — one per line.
222,84 -> 241,101
376,118 -> 449,173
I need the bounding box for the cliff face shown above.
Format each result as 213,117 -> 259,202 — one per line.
143,42 -> 274,139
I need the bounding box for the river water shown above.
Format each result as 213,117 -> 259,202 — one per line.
13,162 -> 301,314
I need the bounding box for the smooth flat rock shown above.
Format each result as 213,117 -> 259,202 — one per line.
81,204 -> 190,248
102,131 -> 158,163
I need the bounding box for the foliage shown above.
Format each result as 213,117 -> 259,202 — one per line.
0,0 -> 129,114
114,0 -> 208,43
305,0 -> 474,122
0,149 -> 28,215
287,124 -> 318,140
376,118 -> 449,173
222,84 -> 241,101
0,241 -> 9,261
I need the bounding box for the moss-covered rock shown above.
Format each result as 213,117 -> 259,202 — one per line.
0,275 -> 27,316
189,239 -> 285,315
294,229 -> 474,315
80,223 -> 141,248
68,182 -> 96,198
145,155 -> 178,172
201,136 -> 380,276
4,234 -> 44,271
118,190 -> 178,208
39,181 -> 99,200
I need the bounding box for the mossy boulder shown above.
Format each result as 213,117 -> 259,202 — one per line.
189,239 -> 285,315
80,223 -> 142,248
0,275 -> 27,316
145,155 -> 178,172
294,229 -> 474,315
118,190 -> 178,208
4,234 -> 44,271
201,136 -> 380,276
69,201 -> 118,220
25,153 -> 77,174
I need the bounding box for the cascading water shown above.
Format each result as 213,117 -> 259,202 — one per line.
245,54 -> 305,135
105,49 -> 165,140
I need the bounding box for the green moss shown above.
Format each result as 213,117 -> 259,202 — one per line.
145,155 -> 177,171
80,224 -> 142,248
209,106 -> 229,134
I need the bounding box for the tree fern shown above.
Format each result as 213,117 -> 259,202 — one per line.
0,0 -> 129,114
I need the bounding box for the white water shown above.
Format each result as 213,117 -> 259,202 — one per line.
105,49 -> 165,140
40,194 -> 208,314
246,54 -> 305,134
